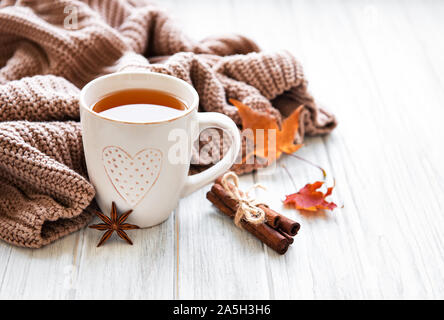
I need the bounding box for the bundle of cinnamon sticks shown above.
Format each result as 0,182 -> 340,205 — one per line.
206,176 -> 300,254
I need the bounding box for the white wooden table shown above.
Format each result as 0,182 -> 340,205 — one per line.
1,0 -> 444,299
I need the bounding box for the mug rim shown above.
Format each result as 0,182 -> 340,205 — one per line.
79,71 -> 199,125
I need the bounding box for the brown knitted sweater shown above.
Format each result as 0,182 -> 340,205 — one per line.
0,0 -> 336,248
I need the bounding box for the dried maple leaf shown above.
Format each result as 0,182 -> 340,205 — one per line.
284,181 -> 337,211
230,99 -> 302,162
89,202 -> 140,247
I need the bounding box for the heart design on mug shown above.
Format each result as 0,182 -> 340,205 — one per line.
102,146 -> 162,206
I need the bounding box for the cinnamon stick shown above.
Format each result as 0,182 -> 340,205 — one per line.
211,183 -> 238,212
206,191 -> 235,218
277,215 -> 300,236
258,205 -> 281,228
214,179 -> 300,233
206,190 -> 290,255
277,228 -> 294,244
213,178 -> 280,228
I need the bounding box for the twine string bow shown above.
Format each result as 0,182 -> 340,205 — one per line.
220,172 -> 266,227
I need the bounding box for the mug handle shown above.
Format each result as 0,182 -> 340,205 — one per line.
181,112 -> 241,197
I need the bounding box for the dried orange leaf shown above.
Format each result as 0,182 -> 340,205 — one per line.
230,99 -> 302,162
278,105 -> 303,155
284,181 -> 337,211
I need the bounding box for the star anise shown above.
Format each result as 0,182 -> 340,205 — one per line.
89,202 -> 140,247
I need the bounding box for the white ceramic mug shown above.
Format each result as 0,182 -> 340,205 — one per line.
80,71 -> 240,227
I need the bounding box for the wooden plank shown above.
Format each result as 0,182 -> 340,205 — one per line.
401,0 -> 444,90
342,0 -> 444,299
72,215 -> 175,299
171,0 -> 271,300
249,0 -> 444,299
231,0 -> 299,51
176,175 -> 271,299
286,0 -> 401,299
399,1 -> 444,298
226,0 -> 372,299
162,0 -> 237,38
0,244 -> 12,296
0,233 -> 79,299
228,0 -> 360,299
255,0 -> 444,299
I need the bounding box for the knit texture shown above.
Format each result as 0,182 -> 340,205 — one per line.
0,0 -> 336,248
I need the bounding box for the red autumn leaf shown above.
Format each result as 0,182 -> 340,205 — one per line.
284,181 -> 337,211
